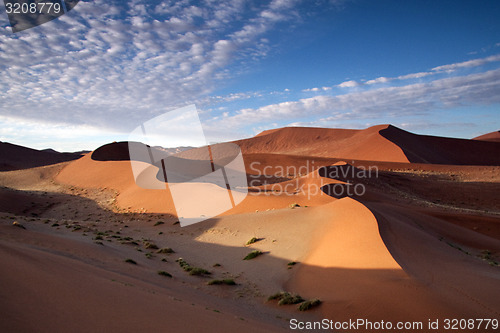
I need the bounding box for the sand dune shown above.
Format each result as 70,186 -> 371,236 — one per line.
379,125 -> 500,165
236,124 -> 411,162
238,124 -> 500,165
473,130 -> 500,143
2,125 -> 499,332
0,141 -> 84,171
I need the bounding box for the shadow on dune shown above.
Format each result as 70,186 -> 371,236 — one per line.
379,125 -> 500,165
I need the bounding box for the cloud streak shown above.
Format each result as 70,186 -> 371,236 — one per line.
210,68 -> 500,131
333,53 -> 500,89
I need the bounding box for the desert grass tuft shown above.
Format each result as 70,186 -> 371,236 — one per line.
268,291 -> 304,305
176,258 -> 211,276
246,237 -> 259,245
157,270 -> 172,278
207,279 -> 236,286
298,299 -> 321,311
144,241 -> 158,250
157,247 -> 175,254
243,250 -> 263,260
12,221 -> 26,229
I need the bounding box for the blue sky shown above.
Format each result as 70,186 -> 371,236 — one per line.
0,0 -> 499,151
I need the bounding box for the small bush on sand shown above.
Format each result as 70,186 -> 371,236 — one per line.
125,258 -> 137,265
268,291 -> 304,305
12,221 -> 26,229
176,258 -> 211,276
154,221 -> 164,226
246,237 -> 259,245
144,242 -> 158,250
207,279 -> 236,286
157,247 -> 175,254
243,250 -> 263,260
289,203 -> 300,209
157,270 -> 172,278
298,299 -> 321,311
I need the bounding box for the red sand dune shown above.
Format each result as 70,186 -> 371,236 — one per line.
3,124 -> 499,332
473,130 -> 500,143
236,124 -> 500,165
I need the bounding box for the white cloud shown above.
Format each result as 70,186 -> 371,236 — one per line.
431,54 -> 500,72
365,76 -> 390,85
0,0 -> 301,133
326,53 -> 500,90
208,68 -> 500,131
337,80 -> 359,88
0,115 -> 126,151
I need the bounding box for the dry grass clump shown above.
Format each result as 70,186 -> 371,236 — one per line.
157,270 -> 172,278
157,247 -> 175,254
243,250 -> 263,260
268,291 -> 304,305
12,221 -> 26,229
298,299 -> 322,311
176,258 -> 211,276
246,237 -> 260,245
144,241 -> 158,249
207,279 -> 236,286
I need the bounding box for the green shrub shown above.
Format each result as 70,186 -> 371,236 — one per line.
246,237 -> 259,245
207,279 -> 236,286
157,247 -> 175,254
189,267 -> 211,276
268,291 -> 304,305
176,258 -> 211,276
243,250 -> 263,260
298,299 -> 321,311
144,242 -> 158,249
278,293 -> 304,305
157,270 -> 172,278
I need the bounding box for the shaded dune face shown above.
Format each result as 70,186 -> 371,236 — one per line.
379,125 -> 500,165
0,141 -> 83,171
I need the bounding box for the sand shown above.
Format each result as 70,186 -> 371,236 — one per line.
1,124 -> 499,332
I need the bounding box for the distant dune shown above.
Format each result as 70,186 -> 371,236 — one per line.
236,124 -> 500,165
473,130 -> 500,143
0,141 -> 84,171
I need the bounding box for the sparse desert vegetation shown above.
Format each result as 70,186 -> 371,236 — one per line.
268,291 -> 304,305
157,247 -> 175,254
298,299 -> 322,311
243,250 -> 263,260
176,258 -> 211,276
157,270 -> 172,278
246,237 -> 259,245
207,279 -> 236,286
